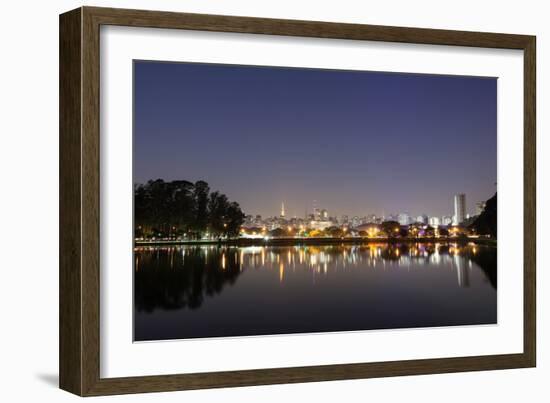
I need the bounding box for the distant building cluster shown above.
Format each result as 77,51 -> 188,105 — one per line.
241,193 -> 488,238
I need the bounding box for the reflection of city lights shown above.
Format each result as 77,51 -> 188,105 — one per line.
135,242 -> 488,286
240,250 -> 243,270
310,255 -> 317,265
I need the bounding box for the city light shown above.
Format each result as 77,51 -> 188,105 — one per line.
135,194 -> 493,243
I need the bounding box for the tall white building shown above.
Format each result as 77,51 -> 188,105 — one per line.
309,220 -> 333,230
453,193 -> 466,225
398,212 -> 411,226
416,214 -> 428,224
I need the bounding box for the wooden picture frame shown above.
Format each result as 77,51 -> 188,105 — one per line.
59,6 -> 536,396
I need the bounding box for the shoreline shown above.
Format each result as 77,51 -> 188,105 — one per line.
135,237 -> 496,247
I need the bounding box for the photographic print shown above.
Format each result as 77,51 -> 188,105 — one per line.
133,61 -> 497,342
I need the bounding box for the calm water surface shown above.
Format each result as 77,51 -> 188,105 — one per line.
134,243 -> 496,341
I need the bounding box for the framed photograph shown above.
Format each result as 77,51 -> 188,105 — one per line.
59,6 -> 536,396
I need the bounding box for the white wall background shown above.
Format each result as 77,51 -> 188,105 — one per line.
0,0 -> 546,401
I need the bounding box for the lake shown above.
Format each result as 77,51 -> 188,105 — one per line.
134,242 -> 496,341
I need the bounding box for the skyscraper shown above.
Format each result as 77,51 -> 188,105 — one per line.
416,214 -> 428,224
280,202 -> 285,218
312,200 -> 320,221
453,193 -> 466,225
398,212 -> 411,226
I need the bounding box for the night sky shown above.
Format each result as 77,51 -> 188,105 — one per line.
134,61 -> 496,219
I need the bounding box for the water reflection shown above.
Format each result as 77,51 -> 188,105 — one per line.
135,246 -> 242,312
135,243 -> 496,310
134,242 -> 496,340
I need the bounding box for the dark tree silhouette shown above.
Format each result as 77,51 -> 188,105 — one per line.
326,226 -> 344,237
470,193 -> 497,238
135,246 -> 242,313
134,179 -> 244,239
381,221 -> 400,238
269,228 -> 286,238
192,180 -> 210,237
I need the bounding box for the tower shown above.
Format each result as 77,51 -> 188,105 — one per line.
280,202 -> 285,218
312,200 -> 320,221
453,193 -> 466,225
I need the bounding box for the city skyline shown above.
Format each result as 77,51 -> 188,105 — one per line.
134,61 -> 497,218
239,192 -> 481,222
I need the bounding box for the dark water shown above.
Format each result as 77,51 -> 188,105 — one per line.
134,242 -> 496,341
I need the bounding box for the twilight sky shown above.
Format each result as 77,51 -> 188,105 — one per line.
134,61 -> 496,219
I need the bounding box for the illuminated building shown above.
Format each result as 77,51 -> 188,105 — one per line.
398,212 -> 411,226
453,193 -> 466,225
366,214 -> 382,224
313,200 -> 320,220
416,214 -> 428,224
309,220 -> 333,230
386,214 -> 399,222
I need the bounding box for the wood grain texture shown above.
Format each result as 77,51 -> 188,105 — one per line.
59,6 -> 537,396
81,6 -> 102,396
523,38 -> 536,367
86,6 -> 532,49
59,8 -> 82,396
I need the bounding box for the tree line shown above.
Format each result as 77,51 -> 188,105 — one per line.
134,179 -> 245,239
469,193 -> 497,238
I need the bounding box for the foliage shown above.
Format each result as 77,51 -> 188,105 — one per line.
469,192 -> 497,238
134,179 -> 245,239
269,228 -> 287,238
381,221 -> 400,237
326,226 -> 344,237
309,229 -> 325,237
438,227 -> 449,237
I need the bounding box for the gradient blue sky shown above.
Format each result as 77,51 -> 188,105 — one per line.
134,61 -> 496,218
